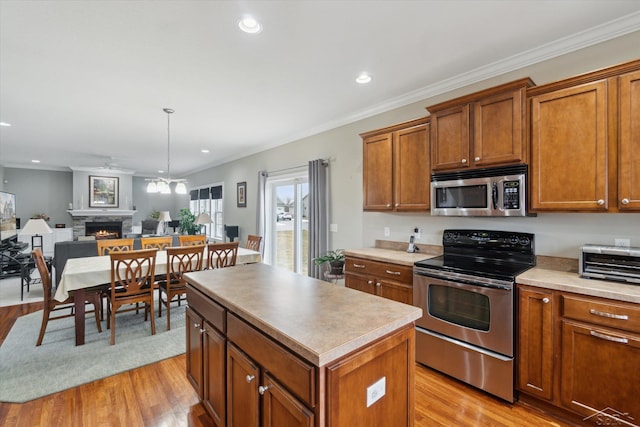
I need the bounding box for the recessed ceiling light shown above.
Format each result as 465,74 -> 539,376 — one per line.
32,159 -> 41,163
201,149 -> 210,154
356,72 -> 372,84
238,15 -> 262,34
0,122 -> 11,127
158,170 -> 164,174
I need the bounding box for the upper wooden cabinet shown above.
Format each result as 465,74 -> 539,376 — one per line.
528,59 -> 640,212
361,117 -> 430,211
427,78 -> 534,171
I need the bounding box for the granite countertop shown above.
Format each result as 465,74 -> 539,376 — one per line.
343,247 -> 439,266
517,268 -> 640,304
184,263 -> 422,367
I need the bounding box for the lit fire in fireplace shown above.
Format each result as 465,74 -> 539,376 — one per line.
94,229 -> 119,240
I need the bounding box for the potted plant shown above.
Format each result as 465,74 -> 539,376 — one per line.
177,208 -> 198,235
314,249 -> 345,275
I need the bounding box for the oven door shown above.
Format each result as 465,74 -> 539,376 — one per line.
413,271 -> 514,357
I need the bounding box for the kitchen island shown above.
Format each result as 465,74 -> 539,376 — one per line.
184,262 -> 422,427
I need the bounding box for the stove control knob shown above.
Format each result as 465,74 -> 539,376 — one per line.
444,232 -> 454,242
509,235 -> 519,244
519,237 -> 530,246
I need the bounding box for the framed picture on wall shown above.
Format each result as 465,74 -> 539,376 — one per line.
89,175 -> 119,208
237,181 -> 247,208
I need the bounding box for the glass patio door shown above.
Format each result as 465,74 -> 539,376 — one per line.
265,171 -> 309,275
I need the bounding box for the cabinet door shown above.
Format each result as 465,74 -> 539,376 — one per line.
517,287 -> 554,401
560,320 -> 640,421
186,307 -> 204,398
345,273 -> 376,296
227,344 -> 259,427
393,124 -> 430,210
262,373 -> 314,427
474,89 -> 525,167
530,80 -> 609,211
203,322 -> 226,426
431,104 -> 470,171
618,69 -> 640,211
377,279 -> 412,305
363,133 -> 394,210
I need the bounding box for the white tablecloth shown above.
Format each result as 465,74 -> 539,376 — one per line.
55,247 -> 262,302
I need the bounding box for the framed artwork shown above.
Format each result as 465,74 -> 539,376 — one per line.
237,181 -> 247,208
89,175 -> 119,208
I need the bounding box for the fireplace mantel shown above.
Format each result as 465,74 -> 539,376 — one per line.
68,209 -> 136,218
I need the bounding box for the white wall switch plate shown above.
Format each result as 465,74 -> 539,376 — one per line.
330,223 -> 338,232
366,377 -> 386,408
384,227 -> 390,237
615,238 -> 631,247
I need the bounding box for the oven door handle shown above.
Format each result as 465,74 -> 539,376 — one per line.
413,268 -> 513,290
416,328 -> 513,361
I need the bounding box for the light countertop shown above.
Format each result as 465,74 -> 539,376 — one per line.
184,263 -> 422,367
517,268 -> 640,304
344,247 -> 439,266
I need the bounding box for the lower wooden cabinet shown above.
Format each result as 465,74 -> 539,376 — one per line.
518,285 -> 640,423
344,256 -> 413,304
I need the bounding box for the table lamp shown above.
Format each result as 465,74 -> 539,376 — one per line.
158,211 -> 172,235
195,212 -> 212,235
21,219 -> 53,252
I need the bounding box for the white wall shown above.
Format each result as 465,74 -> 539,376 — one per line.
185,32 -> 640,258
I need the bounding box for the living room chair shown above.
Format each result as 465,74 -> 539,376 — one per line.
33,248 -> 102,346
178,235 -> 206,246
107,249 -> 157,345
140,236 -> 172,250
245,234 -> 262,252
96,238 -> 134,255
157,245 -> 205,330
206,242 -> 239,269
141,219 -> 159,235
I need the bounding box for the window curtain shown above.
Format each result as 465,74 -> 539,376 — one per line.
256,170 -> 268,242
308,159 -> 328,279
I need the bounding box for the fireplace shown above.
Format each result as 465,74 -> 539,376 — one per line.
85,221 -> 123,240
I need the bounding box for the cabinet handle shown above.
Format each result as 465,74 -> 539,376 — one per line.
590,309 -> 628,320
385,270 -> 401,276
395,203 -> 399,207
246,375 -> 255,383
461,159 -> 467,164
194,323 -> 205,334
386,204 -> 391,208
367,280 -> 374,285
621,198 -> 630,205
353,264 -> 365,269
590,330 -> 628,344
258,385 -> 270,395
376,282 -> 381,287
597,199 -> 605,206
542,297 -> 550,304
474,156 -> 480,161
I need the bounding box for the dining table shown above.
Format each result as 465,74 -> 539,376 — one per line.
55,247 -> 262,345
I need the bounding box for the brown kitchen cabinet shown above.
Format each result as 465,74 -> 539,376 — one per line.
361,117 -> 430,211
427,78 -> 533,172
344,256 -> 413,304
517,285 -> 640,424
528,59 -> 640,212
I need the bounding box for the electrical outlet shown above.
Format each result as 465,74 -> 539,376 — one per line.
384,227 -> 390,237
413,227 -> 421,239
615,238 -> 630,247
330,223 -> 338,233
366,377 -> 386,407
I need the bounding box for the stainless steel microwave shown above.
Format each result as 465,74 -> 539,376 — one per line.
431,165 -> 529,217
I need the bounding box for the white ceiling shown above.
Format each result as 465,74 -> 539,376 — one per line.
1,0 -> 640,178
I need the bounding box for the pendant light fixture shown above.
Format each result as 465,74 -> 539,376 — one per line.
146,108 -> 188,194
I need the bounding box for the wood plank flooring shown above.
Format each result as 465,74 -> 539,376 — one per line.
0,302 -> 571,426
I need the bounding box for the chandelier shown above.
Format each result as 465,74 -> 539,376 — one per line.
146,108 -> 188,194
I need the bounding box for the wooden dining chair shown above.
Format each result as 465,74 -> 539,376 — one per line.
178,235 -> 206,247
96,238 -> 134,255
140,236 -> 173,250
157,244 -> 205,330
245,234 -> 262,253
107,249 -> 157,345
206,242 -> 239,269
33,248 -> 103,346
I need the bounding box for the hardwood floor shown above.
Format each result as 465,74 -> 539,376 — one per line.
0,302 -> 571,426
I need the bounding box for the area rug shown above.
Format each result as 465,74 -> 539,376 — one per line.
0,305 -> 186,403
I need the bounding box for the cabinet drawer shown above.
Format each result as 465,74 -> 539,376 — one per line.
562,294 -> 640,334
187,286 -> 226,332
227,313 -> 316,407
344,257 -> 413,283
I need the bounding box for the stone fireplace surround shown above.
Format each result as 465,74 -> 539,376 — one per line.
69,210 -> 135,240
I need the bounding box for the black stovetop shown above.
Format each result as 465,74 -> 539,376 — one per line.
414,229 -> 536,282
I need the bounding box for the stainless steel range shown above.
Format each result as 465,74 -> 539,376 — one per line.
413,229 -> 535,402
